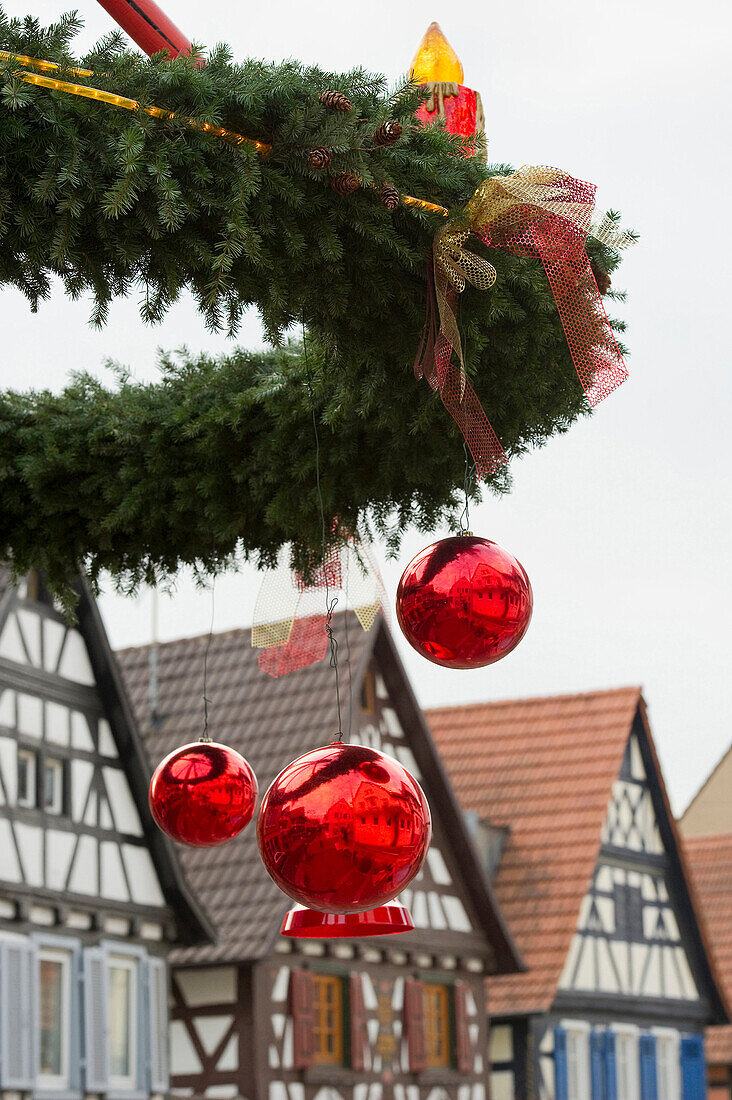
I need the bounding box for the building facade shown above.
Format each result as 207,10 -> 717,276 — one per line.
429,688 -> 728,1100
681,747 -> 732,1100
0,571 -> 210,1100
117,614 -> 522,1100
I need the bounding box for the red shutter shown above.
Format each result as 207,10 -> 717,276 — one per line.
349,972 -> 368,1071
405,978 -> 426,1072
290,969 -> 316,1068
454,981 -> 472,1073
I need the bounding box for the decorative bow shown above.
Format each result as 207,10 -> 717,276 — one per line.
416,165 -> 635,478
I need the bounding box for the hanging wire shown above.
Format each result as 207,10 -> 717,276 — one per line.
200,575 -> 216,743
458,313 -> 475,535
302,322 -> 344,741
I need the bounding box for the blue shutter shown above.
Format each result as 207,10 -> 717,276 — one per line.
147,956 -> 169,1092
554,1026 -> 569,1100
640,1034 -> 658,1100
83,946 -> 109,1091
590,1031 -> 606,1100
604,1030 -> 618,1100
680,1034 -> 706,1100
0,938 -> 35,1089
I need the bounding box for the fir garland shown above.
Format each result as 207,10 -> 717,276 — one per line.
0,11 -> 629,602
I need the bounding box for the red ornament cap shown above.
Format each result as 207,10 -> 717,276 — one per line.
149,741 -> 258,847
258,742 -> 431,914
396,535 -> 533,669
280,901 -> 415,938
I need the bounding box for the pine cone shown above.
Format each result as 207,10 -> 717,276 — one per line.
372,120 -> 403,147
590,260 -> 612,296
379,184 -> 400,211
330,172 -> 361,196
318,90 -> 353,112
307,146 -> 332,171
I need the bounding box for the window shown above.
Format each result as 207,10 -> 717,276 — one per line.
423,983 -> 451,1068
360,670 -> 376,713
655,1031 -> 681,1100
17,748 -> 37,808
108,955 -> 137,1089
38,948 -> 72,1090
312,974 -> 343,1066
614,884 -> 644,940
566,1028 -> 591,1100
43,758 -> 64,815
615,1029 -> 640,1100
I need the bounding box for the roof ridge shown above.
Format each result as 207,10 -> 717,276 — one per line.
426,684 -> 642,714
681,740 -> 732,821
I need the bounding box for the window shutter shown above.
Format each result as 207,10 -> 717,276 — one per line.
590,1031 -> 605,1100
454,981 -> 472,1074
83,946 -> 109,1091
639,1034 -> 658,1100
405,977 -> 426,1072
680,1035 -> 705,1100
349,973 -> 368,1071
0,938 -> 35,1089
290,969 -> 316,1069
148,956 -> 169,1092
604,1030 -> 618,1100
554,1026 -> 569,1100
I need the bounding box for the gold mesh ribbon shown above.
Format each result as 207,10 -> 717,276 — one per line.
417,165 -> 634,477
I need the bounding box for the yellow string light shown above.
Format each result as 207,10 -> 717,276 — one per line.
7,50 -> 449,213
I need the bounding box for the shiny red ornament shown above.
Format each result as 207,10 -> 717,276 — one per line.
149,741 -> 258,847
257,742 -> 431,914
281,901 -> 414,938
396,535 -> 533,669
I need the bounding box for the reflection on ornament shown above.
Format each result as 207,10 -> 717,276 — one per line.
280,901 -> 414,938
396,535 -> 533,669
149,741 -> 258,847
258,742 -> 431,913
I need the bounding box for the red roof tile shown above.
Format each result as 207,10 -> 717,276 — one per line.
427,687 -> 641,1014
683,835 -> 732,1064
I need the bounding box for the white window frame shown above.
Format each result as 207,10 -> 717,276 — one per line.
37,946 -> 72,1091
613,1023 -> 640,1100
17,748 -> 37,808
653,1027 -> 681,1100
561,1019 -> 591,1100
107,954 -> 138,1092
43,758 -> 64,815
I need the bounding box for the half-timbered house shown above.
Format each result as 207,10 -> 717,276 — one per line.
117,613 -> 522,1100
0,570 -> 212,1100
681,744 -> 732,1100
428,688 -> 728,1100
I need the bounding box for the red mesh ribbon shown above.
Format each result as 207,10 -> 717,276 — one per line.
417,166 -> 632,478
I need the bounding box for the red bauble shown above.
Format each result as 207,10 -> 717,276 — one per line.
396,535 -> 533,669
257,742 -> 431,914
149,741 -> 258,847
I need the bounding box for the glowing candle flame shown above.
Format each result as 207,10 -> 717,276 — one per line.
409,22 -> 464,84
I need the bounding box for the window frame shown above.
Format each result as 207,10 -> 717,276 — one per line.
43,757 -> 65,816
37,946 -> 73,1091
560,1019 -> 591,1100
107,953 -> 138,1092
311,973 -> 344,1067
422,982 -> 452,1069
653,1027 -> 681,1100
17,747 -> 38,808
613,1023 -> 640,1100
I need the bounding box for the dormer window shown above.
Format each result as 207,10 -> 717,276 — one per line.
17,748 -> 37,808
43,758 -> 65,815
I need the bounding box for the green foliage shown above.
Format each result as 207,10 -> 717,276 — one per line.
0,11 -> 630,602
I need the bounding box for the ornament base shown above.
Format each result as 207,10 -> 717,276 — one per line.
280,902 -> 414,938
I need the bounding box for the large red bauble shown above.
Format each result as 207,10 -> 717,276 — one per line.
257,742 -> 431,914
396,535 -> 533,669
149,741 -> 258,847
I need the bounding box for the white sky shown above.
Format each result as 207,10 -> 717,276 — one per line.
3,0 -> 731,814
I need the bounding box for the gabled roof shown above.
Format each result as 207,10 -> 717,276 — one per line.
683,834 -> 732,1063
428,687 -> 728,1021
117,614 -> 521,973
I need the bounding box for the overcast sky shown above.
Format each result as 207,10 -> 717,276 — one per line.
3,0 -> 731,815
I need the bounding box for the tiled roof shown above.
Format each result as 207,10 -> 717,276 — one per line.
427,687 -> 642,1015
683,834 -> 732,1064
117,614 -> 371,964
